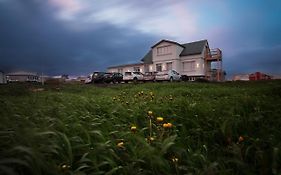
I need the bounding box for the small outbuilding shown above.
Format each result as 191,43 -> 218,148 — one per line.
6,71 -> 39,83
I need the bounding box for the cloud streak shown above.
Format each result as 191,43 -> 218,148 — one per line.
46,0 -> 198,40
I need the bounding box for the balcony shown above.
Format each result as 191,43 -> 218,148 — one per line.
206,48 -> 222,61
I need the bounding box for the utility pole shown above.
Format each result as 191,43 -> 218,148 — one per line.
41,71 -> 44,86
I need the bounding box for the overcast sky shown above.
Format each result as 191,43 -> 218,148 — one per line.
0,0 -> 281,76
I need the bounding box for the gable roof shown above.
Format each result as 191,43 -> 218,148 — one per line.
151,39 -> 185,48
180,40 -> 207,56
108,62 -> 144,69
141,39 -> 208,63
141,50 -> 152,64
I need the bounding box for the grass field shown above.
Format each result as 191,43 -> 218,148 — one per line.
0,81 -> 281,175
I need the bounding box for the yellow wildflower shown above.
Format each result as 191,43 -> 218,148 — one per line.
131,126 -> 137,133
163,122 -> 173,128
147,111 -> 153,117
156,117 -> 164,122
117,141 -> 124,148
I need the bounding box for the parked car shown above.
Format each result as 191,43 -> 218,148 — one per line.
85,74 -> 93,84
102,73 -> 114,83
143,72 -> 158,82
111,73 -> 123,83
103,72 -> 123,83
92,72 -> 106,83
123,72 -> 144,83
155,70 -> 181,82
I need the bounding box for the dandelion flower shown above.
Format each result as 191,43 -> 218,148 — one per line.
163,122 -> 173,128
117,141 -> 124,148
131,126 -> 137,132
147,111 -> 153,117
172,156 -> 179,163
156,117 -> 164,122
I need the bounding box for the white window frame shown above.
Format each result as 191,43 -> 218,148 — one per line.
182,61 -> 195,72
156,63 -> 162,72
166,62 -> 173,71
157,45 -> 172,55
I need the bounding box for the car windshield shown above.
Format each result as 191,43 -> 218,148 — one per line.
125,72 -> 132,76
133,72 -> 141,75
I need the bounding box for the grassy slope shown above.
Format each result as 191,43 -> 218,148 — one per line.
0,81 -> 281,175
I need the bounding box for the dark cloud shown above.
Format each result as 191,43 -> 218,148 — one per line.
0,0 -> 158,75
0,0 -> 280,77
225,45 -> 281,76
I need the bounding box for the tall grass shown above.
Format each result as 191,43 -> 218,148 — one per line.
0,81 -> 281,174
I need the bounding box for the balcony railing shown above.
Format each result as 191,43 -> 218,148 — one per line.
206,48 -> 222,61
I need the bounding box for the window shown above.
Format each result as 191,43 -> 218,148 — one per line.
182,61 -> 195,72
133,67 -> 140,72
156,64 -> 162,72
166,62 -> 172,71
157,45 -> 171,55
144,65 -> 149,73
125,72 -> 132,76
118,68 -> 123,74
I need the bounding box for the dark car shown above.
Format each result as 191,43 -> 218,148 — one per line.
92,72 -> 106,83
92,72 -> 123,84
103,73 -> 114,83
111,73 -> 123,83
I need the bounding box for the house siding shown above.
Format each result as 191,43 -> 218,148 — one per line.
180,55 -> 205,76
108,64 -> 145,74
152,42 -> 184,72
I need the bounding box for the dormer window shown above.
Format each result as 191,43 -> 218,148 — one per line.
157,45 -> 171,55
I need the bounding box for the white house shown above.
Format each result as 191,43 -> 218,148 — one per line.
0,70 -> 7,84
108,39 -> 224,81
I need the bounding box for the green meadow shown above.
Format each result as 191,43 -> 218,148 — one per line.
0,81 -> 281,175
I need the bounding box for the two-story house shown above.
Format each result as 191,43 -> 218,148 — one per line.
107,39 -> 224,81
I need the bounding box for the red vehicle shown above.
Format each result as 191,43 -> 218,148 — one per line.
249,72 -> 272,81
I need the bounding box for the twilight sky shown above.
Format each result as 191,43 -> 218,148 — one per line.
0,0 -> 281,76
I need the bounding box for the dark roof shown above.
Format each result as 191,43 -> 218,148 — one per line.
108,62 -> 144,69
151,39 -> 185,48
141,50 -> 153,64
6,71 -> 38,76
180,40 -> 207,56
141,39 -> 208,63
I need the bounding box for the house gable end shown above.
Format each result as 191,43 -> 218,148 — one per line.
151,39 -> 185,49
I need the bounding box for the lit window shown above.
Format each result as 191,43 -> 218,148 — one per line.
156,64 -> 162,72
